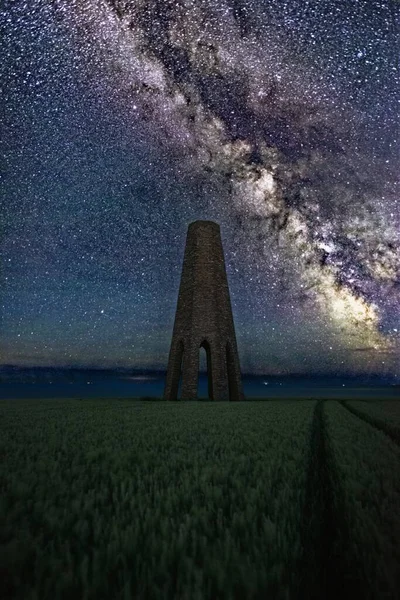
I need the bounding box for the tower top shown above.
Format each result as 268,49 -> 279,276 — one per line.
188,220 -> 220,231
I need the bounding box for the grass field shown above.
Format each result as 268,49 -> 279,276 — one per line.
0,398 -> 399,599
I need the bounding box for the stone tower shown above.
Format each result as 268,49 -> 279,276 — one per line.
164,220 -> 244,401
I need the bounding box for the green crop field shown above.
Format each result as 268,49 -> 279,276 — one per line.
0,398 -> 399,600
323,401 -> 400,599
341,400 -> 400,444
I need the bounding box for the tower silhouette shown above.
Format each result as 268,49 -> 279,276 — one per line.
164,220 -> 244,401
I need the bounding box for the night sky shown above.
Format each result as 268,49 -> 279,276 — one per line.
1,0 -> 399,378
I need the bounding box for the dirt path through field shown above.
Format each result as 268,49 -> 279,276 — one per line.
297,400 -> 364,599
339,400 -> 400,446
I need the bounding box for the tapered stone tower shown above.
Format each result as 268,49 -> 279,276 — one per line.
164,220 -> 244,401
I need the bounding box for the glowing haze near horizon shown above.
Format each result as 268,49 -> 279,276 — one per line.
1,0 -> 399,378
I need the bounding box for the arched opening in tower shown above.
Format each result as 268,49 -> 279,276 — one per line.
198,340 -> 213,400
226,341 -> 237,401
171,340 -> 184,400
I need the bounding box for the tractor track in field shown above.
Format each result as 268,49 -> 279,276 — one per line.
339,400 -> 400,447
296,400 -> 363,600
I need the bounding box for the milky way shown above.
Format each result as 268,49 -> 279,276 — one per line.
1,0 -> 399,377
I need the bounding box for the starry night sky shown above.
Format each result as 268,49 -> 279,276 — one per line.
1,0 -> 399,377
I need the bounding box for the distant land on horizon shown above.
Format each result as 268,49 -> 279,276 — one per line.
0,364 -> 398,387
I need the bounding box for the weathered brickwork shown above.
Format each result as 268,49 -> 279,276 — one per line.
164,220 -> 244,401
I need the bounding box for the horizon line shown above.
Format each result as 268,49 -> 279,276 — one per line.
0,363 -> 398,381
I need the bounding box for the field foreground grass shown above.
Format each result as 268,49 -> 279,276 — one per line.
0,398 -> 399,599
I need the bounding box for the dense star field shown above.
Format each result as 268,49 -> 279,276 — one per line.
1,0 -> 399,377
